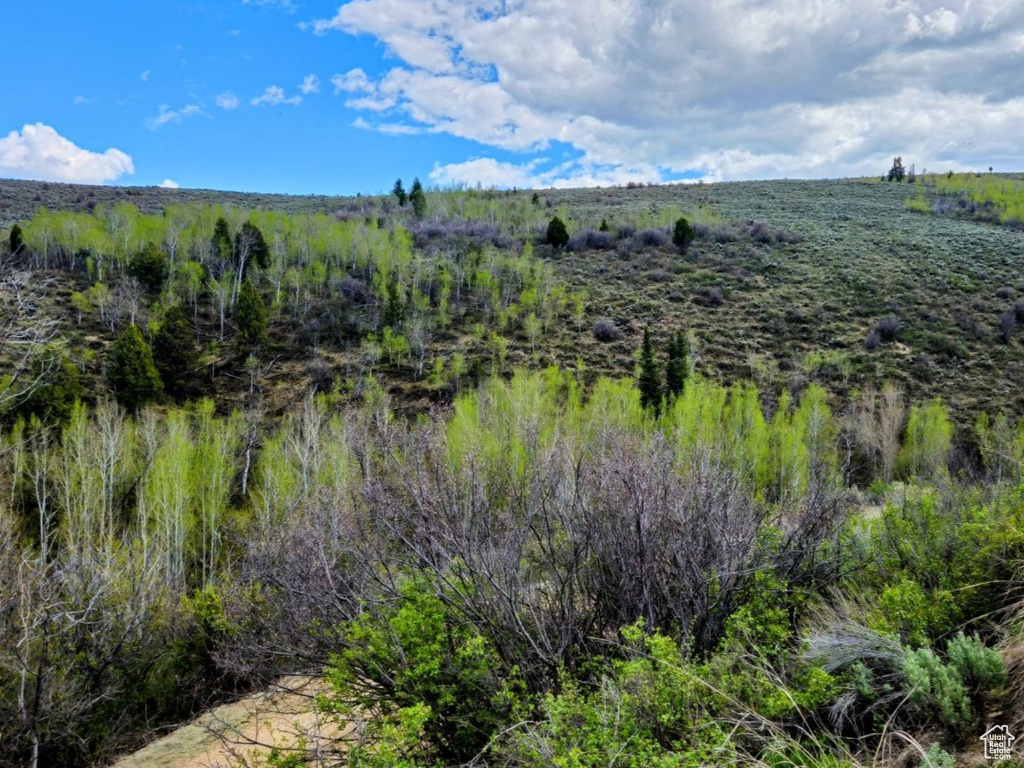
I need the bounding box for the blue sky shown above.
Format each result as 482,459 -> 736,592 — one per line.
2,1 -> 1023,194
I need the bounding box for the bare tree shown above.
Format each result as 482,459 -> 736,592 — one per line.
0,274 -> 62,415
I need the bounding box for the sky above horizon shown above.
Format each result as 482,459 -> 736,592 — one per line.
1,1 -> 1023,195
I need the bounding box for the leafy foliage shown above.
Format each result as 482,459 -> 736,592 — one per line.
127,242 -> 168,291
546,215 -> 569,247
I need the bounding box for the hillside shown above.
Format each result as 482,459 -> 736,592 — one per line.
4,175 -> 1024,768
2,175 -> 1024,426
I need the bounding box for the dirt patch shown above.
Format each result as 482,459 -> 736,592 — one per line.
112,677 -> 343,768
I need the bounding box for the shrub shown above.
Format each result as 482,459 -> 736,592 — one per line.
998,310 -> 1016,343
567,229 -> 614,252
324,584 -> 522,765
636,228 -> 667,248
865,329 -> 882,350
1016,300 -> 1024,324
875,316 -> 901,342
592,317 -> 620,342
546,216 -> 569,248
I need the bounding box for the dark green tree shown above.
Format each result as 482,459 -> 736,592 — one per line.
664,330 -> 689,400
108,325 -> 163,410
392,178 -> 407,206
127,242 -> 169,291
9,223 -> 25,257
211,217 -> 233,262
384,275 -> 405,328
235,280 -> 268,349
672,217 -> 695,254
17,353 -> 83,424
234,221 -> 269,272
887,156 -> 906,182
546,216 -> 569,248
599,217 -> 610,232
410,177 -> 427,219
153,305 -> 198,395
637,325 -> 662,412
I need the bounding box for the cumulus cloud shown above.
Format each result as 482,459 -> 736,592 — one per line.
158,179 -> 180,189
0,123 -> 134,184
251,85 -> 302,106
146,103 -> 204,130
216,91 -> 241,110
300,74 -> 321,94
313,0 -> 1024,185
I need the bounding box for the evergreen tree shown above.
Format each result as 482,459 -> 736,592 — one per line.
17,353 -> 83,424
672,217 -> 695,254
664,330 -> 689,400
211,217 -> 233,262
128,242 -> 169,291
384,275 -> 406,328
599,218 -> 610,232
234,221 -> 269,272
410,177 -> 427,219
637,326 -> 662,412
109,325 -> 163,410
546,216 -> 569,248
9,223 -> 24,257
235,280 -> 268,349
392,178 -> 408,206
153,305 -> 198,395
887,156 -> 906,182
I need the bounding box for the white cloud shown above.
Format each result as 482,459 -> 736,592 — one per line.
312,0 -> 1024,186
251,85 -> 302,106
141,70 -> 150,82
158,179 -> 180,189
72,95 -> 92,105
331,68 -> 373,94
215,91 -> 241,110
0,123 -> 134,184
300,74 -> 320,94
146,103 -> 205,130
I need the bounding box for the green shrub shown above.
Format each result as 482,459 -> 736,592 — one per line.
324,583 -> 523,765
673,217 -> 695,253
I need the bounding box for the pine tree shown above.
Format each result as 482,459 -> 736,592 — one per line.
672,217 -> 695,254
234,221 -> 270,272
235,280 -> 268,349
211,216 -> 233,262
153,305 -> 198,395
410,177 -> 427,219
109,325 -> 163,410
546,216 -> 569,248
637,325 -> 662,412
393,178 -> 408,206
9,223 -> 25,256
128,242 -> 169,291
664,330 -> 689,399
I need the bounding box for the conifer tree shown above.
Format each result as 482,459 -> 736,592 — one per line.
546,216 -> 569,248
9,223 -> 24,256
672,217 -> 695,254
128,242 -> 169,291
664,330 -> 689,399
109,325 -> 163,410
392,178 -> 407,206
410,177 -> 427,219
236,280 -> 268,349
153,305 -> 198,395
234,220 -> 270,272
211,217 -> 233,262
637,325 -> 662,412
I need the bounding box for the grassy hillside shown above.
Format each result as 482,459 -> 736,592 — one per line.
2,175 -> 1023,424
